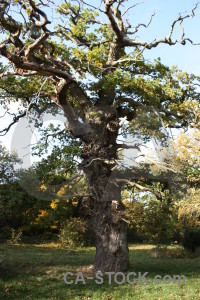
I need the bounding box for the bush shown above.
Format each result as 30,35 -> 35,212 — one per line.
58,218 -> 88,248
125,198 -> 180,244
149,246 -> 187,258
8,228 -> 22,245
182,228 -> 200,252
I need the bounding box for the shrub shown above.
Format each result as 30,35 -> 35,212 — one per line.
125,198 -> 180,244
8,228 -> 22,245
58,218 -> 88,248
149,246 -> 187,258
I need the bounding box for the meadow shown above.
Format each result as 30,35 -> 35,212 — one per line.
0,243 -> 200,299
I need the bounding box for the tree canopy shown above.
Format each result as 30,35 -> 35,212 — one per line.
0,0 -> 200,272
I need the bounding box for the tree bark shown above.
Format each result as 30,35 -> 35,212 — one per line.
93,201 -> 130,272
79,104 -> 130,272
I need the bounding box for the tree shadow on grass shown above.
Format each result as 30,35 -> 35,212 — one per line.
0,244 -> 200,299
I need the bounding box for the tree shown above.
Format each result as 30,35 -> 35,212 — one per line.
0,144 -> 21,183
0,0 -> 200,272
174,129 -> 200,187
0,146 -> 28,240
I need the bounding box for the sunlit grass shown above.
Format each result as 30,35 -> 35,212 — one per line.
0,243 -> 200,299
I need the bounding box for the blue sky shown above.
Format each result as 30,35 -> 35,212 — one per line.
0,0 -> 200,166
134,0 -> 200,74
112,0 -> 200,74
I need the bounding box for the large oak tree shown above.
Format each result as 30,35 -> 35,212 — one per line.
0,0 -> 200,272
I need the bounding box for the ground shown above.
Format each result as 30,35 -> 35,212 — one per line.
0,243 -> 200,299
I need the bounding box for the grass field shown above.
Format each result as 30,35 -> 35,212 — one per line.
0,243 -> 200,299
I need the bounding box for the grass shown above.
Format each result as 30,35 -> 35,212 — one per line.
0,243 -> 200,299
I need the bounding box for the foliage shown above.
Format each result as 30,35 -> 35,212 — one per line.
0,182 -> 36,240
0,164 -> 81,242
171,130 -> 200,187
58,217 -> 88,247
125,194 -> 180,244
178,189 -> 200,229
0,141 -> 86,242
176,178 -> 200,240
0,0 -> 200,272
8,228 -> 22,245
0,1 -> 200,142
0,145 -> 21,184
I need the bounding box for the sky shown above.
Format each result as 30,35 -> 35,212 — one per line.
131,0 -> 200,74
0,0 -> 200,168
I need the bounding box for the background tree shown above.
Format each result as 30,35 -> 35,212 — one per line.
0,0 -> 200,272
0,144 -> 21,183
0,145 -> 26,240
0,145 -> 84,242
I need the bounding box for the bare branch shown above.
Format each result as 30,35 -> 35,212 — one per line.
121,3 -> 200,49
115,178 -> 162,200
116,143 -> 141,151
104,0 -> 123,41
25,32 -> 49,59
0,110 -> 27,136
0,70 -> 38,79
43,129 -> 65,145
121,2 -> 145,17
113,0 -> 125,32
28,0 -> 51,28
82,1 -> 104,13
127,11 -> 156,35
0,44 -> 75,80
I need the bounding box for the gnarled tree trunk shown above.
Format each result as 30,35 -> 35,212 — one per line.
93,201 -> 129,272
79,104 -> 130,272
